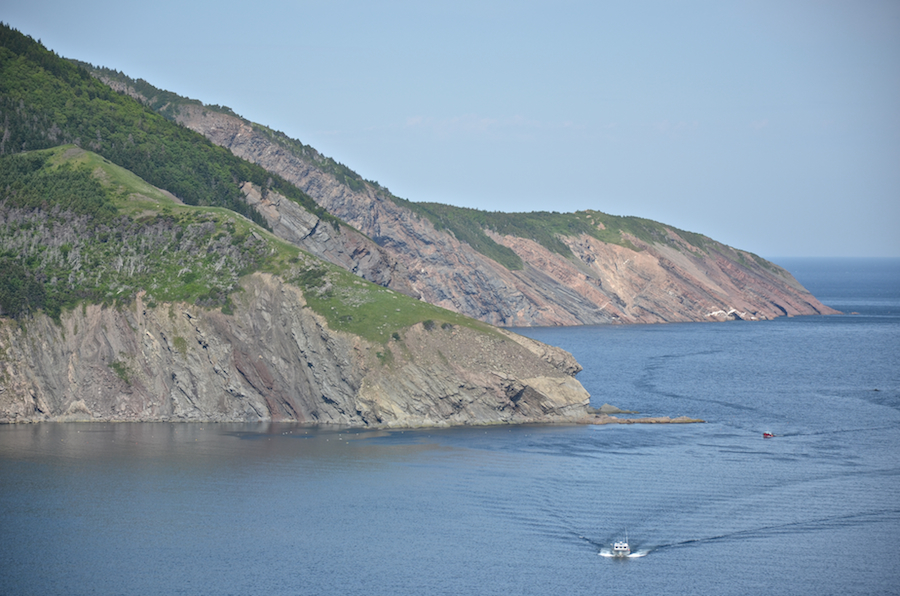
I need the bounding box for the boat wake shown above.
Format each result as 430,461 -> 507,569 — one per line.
577,534 -> 650,558
598,548 -> 649,558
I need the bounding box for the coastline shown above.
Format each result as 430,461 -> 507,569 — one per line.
578,414 -> 705,425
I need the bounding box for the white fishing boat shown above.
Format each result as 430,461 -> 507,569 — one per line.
612,539 -> 631,557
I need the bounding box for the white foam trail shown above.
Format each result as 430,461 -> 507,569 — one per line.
598,548 -> 649,558
628,550 -> 649,558
598,549 -> 615,558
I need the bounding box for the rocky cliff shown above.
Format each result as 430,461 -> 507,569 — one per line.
239,181 -> 418,297
0,273 -> 590,425
87,70 -> 837,326
170,105 -> 837,326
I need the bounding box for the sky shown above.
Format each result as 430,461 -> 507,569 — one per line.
3,0 -> 899,257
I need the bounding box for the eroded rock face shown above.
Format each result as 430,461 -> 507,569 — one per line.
171,106 -> 838,326
0,274 -> 589,425
240,182 -> 417,297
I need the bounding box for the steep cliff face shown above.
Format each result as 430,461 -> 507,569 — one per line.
240,182 -> 418,297
169,105 -> 837,326
0,274 -> 589,425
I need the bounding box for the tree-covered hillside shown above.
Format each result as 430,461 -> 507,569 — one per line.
0,146 -> 270,319
74,61 -> 379,195
0,23 -> 337,230
0,145 -> 484,343
390,199 -> 733,270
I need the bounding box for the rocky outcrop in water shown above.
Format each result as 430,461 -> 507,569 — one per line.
168,105 -> 838,326
0,274 -> 589,425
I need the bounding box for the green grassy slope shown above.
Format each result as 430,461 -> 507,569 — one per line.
0,146 -> 487,342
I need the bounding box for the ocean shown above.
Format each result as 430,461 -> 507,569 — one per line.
1,257 -> 898,596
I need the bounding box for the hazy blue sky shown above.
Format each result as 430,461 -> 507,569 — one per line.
4,1 -> 899,257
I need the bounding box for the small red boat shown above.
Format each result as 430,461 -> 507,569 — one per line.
763,432 -> 775,439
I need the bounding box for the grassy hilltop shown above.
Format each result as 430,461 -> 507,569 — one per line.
0,145 -> 483,343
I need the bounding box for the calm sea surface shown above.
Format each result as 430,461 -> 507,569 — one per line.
1,258 -> 898,596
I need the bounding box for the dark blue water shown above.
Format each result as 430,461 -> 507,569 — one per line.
1,258 -> 898,596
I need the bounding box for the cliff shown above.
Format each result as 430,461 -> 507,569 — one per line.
78,62 -> 838,327
239,181 -> 417,297
4,32 -> 838,329
170,104 -> 837,326
0,273 -> 589,425
0,144 -> 590,426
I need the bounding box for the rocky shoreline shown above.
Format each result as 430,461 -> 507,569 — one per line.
578,414 -> 705,425
0,274 -> 593,427
0,414 -> 706,427
570,403 -> 705,425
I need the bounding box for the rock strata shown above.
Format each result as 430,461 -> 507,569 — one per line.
0,274 -> 590,426
240,182 -> 417,297
169,105 -> 838,326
